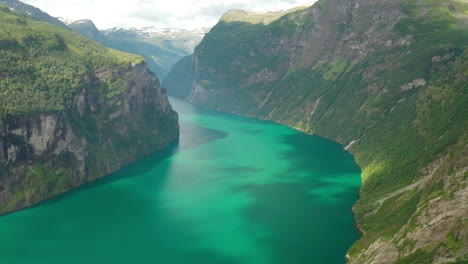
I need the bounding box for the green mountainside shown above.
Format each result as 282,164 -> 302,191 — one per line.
0,0 -> 68,29
0,5 -> 179,214
164,0 -> 468,263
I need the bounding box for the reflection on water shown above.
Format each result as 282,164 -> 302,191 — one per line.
0,97 -> 361,264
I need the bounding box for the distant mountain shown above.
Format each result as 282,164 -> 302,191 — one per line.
60,18 -> 209,79
59,18 -> 105,43
0,0 -> 68,28
102,27 -> 209,79
103,27 -> 210,54
0,0 -> 208,79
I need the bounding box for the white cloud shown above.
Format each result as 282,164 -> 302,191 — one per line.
21,0 -> 317,29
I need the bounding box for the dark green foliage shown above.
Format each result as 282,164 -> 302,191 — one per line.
164,9 -> 314,98
164,0 -> 468,262
445,259 -> 468,264
358,191 -> 421,238
394,248 -> 436,264
0,5 -> 143,117
163,55 -> 196,98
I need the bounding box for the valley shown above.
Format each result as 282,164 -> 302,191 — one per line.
0,0 -> 466,263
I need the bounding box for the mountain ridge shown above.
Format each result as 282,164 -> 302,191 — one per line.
59,17 -> 209,79
0,0 -> 68,28
164,0 -> 468,263
0,0 -> 209,80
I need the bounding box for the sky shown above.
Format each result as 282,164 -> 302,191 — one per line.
21,0 -> 316,30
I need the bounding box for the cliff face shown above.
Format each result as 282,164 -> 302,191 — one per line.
0,6 -> 179,214
164,0 -> 467,263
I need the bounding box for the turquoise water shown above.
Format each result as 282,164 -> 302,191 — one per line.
0,98 -> 361,264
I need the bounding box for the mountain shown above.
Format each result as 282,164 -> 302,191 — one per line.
60,17 -> 209,79
164,0 -> 468,263
101,27 -> 209,79
0,5 -> 179,214
61,18 -> 105,43
0,0 -> 68,28
103,26 -> 209,54
0,0 -> 208,80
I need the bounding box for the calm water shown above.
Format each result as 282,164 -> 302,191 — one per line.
0,98 -> 361,264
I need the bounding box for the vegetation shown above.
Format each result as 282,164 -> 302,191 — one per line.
164,0 -> 468,262
394,248 -> 437,264
0,4 -> 179,215
220,5 -> 311,25
0,5 -> 143,117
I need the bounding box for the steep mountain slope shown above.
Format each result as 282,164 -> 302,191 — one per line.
64,19 -> 106,43
0,5 -> 179,214
61,18 -> 208,79
164,0 -> 468,263
0,0 -> 67,28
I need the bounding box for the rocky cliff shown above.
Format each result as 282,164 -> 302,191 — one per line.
0,5 -> 179,214
164,0 -> 468,263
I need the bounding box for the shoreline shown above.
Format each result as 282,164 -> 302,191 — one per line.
170,97 -> 366,261
0,138 -> 180,217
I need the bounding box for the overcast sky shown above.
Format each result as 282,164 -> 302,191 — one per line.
21,0 -> 316,29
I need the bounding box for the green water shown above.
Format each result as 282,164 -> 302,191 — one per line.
0,98 -> 361,264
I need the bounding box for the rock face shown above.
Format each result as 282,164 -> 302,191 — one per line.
164,0 -> 467,263
0,5 -> 179,214
0,62 -> 179,214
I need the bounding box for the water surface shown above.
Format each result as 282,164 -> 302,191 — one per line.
0,98 -> 361,264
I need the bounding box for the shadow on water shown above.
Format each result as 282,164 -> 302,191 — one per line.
25,119 -> 229,212
279,133 -> 360,176
211,166 -> 264,174
0,101 -> 239,264
0,98 -> 363,264
170,98 -> 362,264
238,133 -> 362,264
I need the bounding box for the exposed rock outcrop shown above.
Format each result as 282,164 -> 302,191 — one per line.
164,0 -> 468,262
0,62 -> 179,214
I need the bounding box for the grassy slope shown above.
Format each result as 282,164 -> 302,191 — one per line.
0,5 -> 143,117
165,0 -> 468,262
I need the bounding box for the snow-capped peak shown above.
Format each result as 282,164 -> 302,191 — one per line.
57,17 -> 77,25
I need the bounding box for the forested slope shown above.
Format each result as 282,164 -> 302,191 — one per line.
164,0 -> 468,262
0,5 -> 179,214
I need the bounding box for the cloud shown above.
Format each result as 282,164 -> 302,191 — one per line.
21,0 -> 316,29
